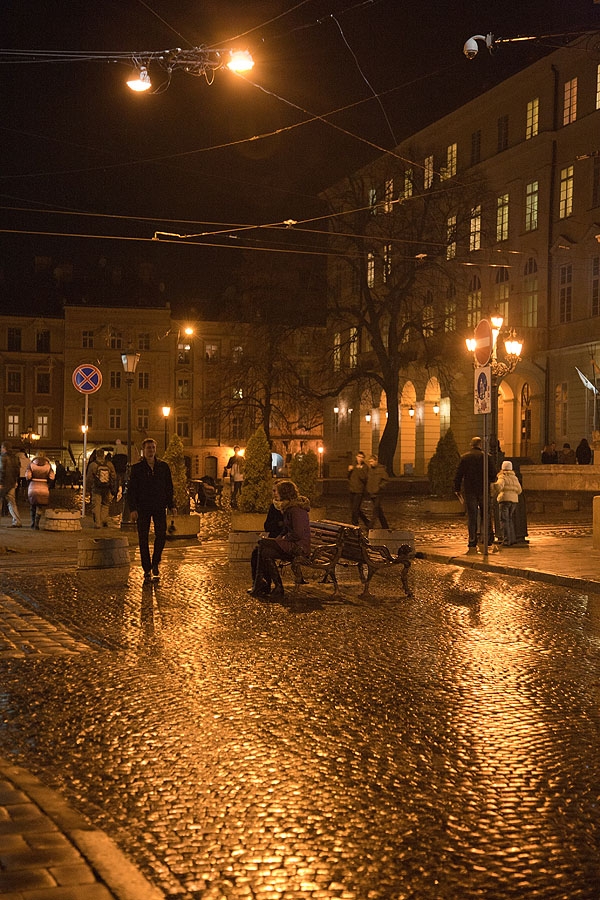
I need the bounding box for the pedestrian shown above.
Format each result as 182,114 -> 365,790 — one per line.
249,493 -> 285,595
86,449 -> 117,528
112,439 -> 128,494
366,455 -> 389,529
17,449 -> 29,495
25,450 -> 55,529
541,443 -> 558,464
225,446 -> 245,509
575,437 -> 593,465
453,436 -> 496,552
492,460 -> 522,547
348,451 -> 369,528
0,442 -> 22,527
249,479 -> 310,599
127,438 -> 177,582
558,442 -> 577,464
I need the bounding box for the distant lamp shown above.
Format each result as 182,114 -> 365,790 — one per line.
365,413 -> 372,423
333,406 -> 339,414
127,66 -> 152,92
227,50 -> 254,73
465,337 -> 477,352
408,405 -> 415,418
162,406 -> 171,452
184,326 -> 194,336
490,311 -> 504,331
433,402 -> 440,416
81,425 -> 88,435
505,334 -> 523,357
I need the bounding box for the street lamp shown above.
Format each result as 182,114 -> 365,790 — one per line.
318,445 -> 324,478
20,427 -> 41,456
162,406 -> 171,451
120,349 -> 140,527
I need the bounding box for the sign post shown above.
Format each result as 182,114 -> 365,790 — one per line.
72,365 -> 102,519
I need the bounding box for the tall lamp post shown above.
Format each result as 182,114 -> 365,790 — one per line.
120,349 -> 140,527
466,314 -> 523,557
20,427 -> 40,457
162,406 -> 171,452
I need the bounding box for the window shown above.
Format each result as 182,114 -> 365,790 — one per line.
496,194 -> 509,242
231,415 -> 244,441
403,168 -> 413,199
177,341 -> 191,365
446,215 -> 457,259
442,143 -> 457,179
109,330 -> 123,350
497,114 -> 509,152
82,330 -> 94,349
36,370 -> 50,394
525,181 -> 538,232
6,369 -> 22,393
422,301 -> 434,337
82,406 -> 93,428
592,257 -> 600,317
7,413 -> 19,438
444,286 -> 456,333
471,130 -> 481,166
593,157 -> 600,209
36,413 -> 49,438
494,268 -> 510,322
526,98 -> 539,139
349,327 -> 358,368
205,342 -> 219,363
110,370 -> 122,389
138,371 -> 149,390
559,166 -> 573,219
176,417 -> 190,439
467,275 -> 482,328
137,408 -> 149,430
368,186 -> 377,213
563,77 -> 577,125
232,345 -> 243,363
555,382 -> 568,438
424,155 -> 434,189
469,205 -> 481,252
138,333 -> 150,351
333,332 -> 341,372
109,408 -> 122,429
36,330 -> 50,352
232,386 -> 243,400
367,251 -> 375,287
383,244 -> 392,282
7,328 -> 21,352
177,378 -> 190,399
383,178 -> 394,213
523,258 -> 538,327
204,417 -> 218,439
559,264 -> 572,323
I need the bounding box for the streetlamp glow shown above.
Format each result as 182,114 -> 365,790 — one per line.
126,66 -> 152,92
227,50 -> 254,73
162,406 -> 171,451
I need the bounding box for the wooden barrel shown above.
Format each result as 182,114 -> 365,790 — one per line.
77,536 -> 131,569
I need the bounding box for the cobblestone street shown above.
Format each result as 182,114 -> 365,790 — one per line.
0,509 -> 599,899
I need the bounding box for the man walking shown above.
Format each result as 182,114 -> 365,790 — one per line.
0,442 -> 22,527
87,449 -> 117,529
453,436 -> 495,552
225,446 -> 244,509
127,438 -> 177,582
348,450 -> 369,528
367,455 -> 389,529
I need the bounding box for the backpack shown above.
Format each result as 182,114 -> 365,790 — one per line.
94,463 -> 112,492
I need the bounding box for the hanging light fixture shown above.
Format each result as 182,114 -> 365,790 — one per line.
226,50 -> 254,73
127,66 -> 152,92
408,405 -> 415,418
433,401 -> 440,415
365,413 -> 372,423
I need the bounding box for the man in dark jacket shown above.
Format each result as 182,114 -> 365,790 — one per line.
454,436 -> 495,551
348,450 -> 369,528
127,438 -> 176,581
0,442 -> 22,527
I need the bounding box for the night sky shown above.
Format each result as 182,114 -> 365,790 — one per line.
1,0 -> 598,309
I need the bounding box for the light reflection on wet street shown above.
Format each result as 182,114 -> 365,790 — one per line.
0,546 -> 599,899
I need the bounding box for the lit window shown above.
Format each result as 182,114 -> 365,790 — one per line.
349,327 -> 358,368
383,244 -> 392,282
177,378 -> 190,399
383,178 -> 394,213
368,186 -> 377,213
559,264 -> 572,323
559,166 -> 573,219
7,413 -> 19,438
526,98 -> 539,139
177,341 -> 191,365
469,205 -> 481,251
36,414 -> 49,438
403,168 -> 413,199
563,77 -> 577,125
422,301 -> 434,337
496,194 -> 509,242
446,215 -> 457,259
367,251 -> 375,287
525,181 -> 538,232
523,258 -> 538,327
467,275 -> 482,328
205,342 -> 219,363
494,268 -> 509,321
424,155 -> 434,190
333,332 -> 341,372
442,143 -> 457,179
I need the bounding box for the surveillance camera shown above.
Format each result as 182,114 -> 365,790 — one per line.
463,37 -> 479,59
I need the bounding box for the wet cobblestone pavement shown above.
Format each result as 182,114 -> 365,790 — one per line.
0,505 -> 599,900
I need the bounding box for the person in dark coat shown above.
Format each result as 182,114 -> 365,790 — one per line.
250,499 -> 285,594
347,451 -> 369,528
575,438 -> 593,465
127,438 -> 176,582
453,436 -> 496,551
249,480 -> 310,599
367,455 -> 389,529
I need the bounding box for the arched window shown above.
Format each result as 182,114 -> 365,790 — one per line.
494,267 -> 510,322
467,275 -> 482,327
523,257 -> 538,327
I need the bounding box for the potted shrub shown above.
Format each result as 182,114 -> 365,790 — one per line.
289,449 -> 326,520
424,428 -> 463,515
163,434 -> 199,539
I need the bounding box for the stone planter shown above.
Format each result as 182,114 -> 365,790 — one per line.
422,498 -> 464,516
228,530 -> 262,561
165,514 -> 201,541
368,529 -> 415,553
78,536 -> 131,569
43,509 -> 82,532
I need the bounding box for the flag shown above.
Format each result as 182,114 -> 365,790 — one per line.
576,367 -> 599,394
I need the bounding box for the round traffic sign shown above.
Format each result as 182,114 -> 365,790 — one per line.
72,364 -> 102,394
473,319 -> 492,367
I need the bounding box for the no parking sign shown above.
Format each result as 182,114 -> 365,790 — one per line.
72,364 -> 102,394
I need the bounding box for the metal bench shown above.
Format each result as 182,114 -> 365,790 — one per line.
289,522 -> 346,594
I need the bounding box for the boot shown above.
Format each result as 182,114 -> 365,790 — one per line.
34,512 -> 41,530
267,560 -> 284,598
248,550 -> 270,596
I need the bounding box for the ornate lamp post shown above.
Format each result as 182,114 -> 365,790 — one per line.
120,349 -> 140,527
466,314 -> 523,557
20,427 -> 41,457
162,406 -> 171,452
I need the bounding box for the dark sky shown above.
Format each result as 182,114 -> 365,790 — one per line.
1,0 -> 598,307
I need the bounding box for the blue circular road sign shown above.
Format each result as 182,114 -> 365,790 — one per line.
72,364 -> 102,394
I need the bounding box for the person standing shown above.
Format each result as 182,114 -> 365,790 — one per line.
87,449 -> 117,528
25,451 -> 55,529
559,442 -> 577,464
575,438 -> 593,465
0,442 -> 22,527
453,436 -> 495,552
492,460 -> 522,546
127,438 -> 177,582
348,451 -> 369,528
225,446 -> 245,509
366,455 -> 389,529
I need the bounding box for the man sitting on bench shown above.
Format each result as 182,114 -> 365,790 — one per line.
249,480 -> 310,599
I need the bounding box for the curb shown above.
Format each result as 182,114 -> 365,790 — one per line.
0,757 -> 164,900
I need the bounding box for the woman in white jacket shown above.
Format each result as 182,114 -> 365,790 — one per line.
493,460 -> 522,547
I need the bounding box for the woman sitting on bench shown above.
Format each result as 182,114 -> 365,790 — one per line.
249,479 -> 310,599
